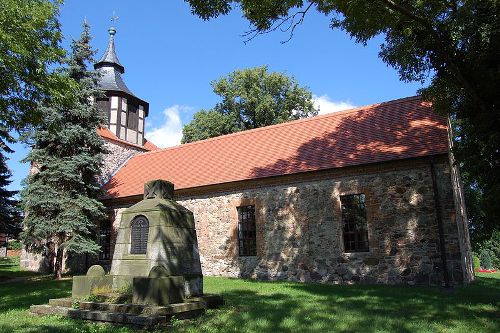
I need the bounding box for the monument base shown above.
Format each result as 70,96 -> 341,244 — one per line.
30,295 -> 224,329
133,276 -> 185,305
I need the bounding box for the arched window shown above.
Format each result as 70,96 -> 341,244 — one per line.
130,216 -> 149,254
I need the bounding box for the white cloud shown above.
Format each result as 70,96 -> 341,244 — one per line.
145,105 -> 192,148
313,95 -> 356,115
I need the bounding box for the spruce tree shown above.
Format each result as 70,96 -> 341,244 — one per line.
21,22 -> 106,279
0,129 -> 22,239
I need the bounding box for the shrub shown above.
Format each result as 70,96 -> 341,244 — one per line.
473,254 -> 481,271
7,240 -> 22,250
485,230 -> 500,268
480,249 -> 493,269
478,230 -> 500,269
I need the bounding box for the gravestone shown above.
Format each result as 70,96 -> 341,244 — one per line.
72,179 -> 203,304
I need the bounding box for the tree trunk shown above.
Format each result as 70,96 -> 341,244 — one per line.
54,246 -> 64,280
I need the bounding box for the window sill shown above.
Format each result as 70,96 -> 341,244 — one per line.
342,251 -> 372,258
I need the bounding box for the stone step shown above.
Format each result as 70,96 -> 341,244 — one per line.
49,298 -> 73,307
47,295 -> 222,314
188,294 -> 224,309
30,305 -> 166,328
31,305 -> 71,316
32,295 -> 223,328
78,300 -> 205,316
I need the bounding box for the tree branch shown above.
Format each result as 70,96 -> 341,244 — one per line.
242,2 -> 314,44
379,0 -> 433,30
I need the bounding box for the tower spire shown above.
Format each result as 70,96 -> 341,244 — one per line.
94,25 -> 149,147
94,26 -> 133,96
94,26 -> 124,73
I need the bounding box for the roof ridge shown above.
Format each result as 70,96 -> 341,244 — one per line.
139,95 -> 422,158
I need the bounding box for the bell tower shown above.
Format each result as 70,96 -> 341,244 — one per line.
94,27 -> 149,146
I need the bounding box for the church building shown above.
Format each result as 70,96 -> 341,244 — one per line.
23,28 -> 474,286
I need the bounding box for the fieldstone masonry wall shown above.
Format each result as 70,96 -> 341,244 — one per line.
104,157 -> 472,285
98,139 -> 146,185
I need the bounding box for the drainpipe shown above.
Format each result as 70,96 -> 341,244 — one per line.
430,157 -> 451,288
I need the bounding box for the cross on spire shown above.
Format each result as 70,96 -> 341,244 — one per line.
111,11 -> 119,23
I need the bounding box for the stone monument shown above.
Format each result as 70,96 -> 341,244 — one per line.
32,180 -> 221,328
73,179 -> 203,303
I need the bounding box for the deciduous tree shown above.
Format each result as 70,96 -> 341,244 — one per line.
1,0 -> 65,243
182,66 -> 316,143
0,0 -> 65,131
184,0 -> 500,240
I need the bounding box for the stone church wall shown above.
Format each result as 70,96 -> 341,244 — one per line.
98,139 -> 146,185
105,156 -> 472,285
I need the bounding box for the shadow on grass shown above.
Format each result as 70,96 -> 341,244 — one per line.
0,279 -> 72,312
195,276 -> 500,333
0,275 -> 498,333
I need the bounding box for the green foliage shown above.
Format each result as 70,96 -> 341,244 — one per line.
7,240 -> 22,250
20,22 -> 106,278
71,299 -> 80,309
479,248 -> 493,270
461,167 -> 489,247
473,254 -> 481,271
84,293 -> 101,303
0,0 -> 65,243
185,0 -> 500,245
0,0 -> 66,131
182,66 -> 316,143
478,230 -> 500,269
0,136 -> 22,237
182,109 -> 236,143
488,231 -> 500,269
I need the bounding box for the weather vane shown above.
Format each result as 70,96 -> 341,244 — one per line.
111,11 -> 119,23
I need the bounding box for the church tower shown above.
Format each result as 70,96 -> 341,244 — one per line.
94,27 -> 149,146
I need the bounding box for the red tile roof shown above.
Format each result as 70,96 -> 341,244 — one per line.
103,96 -> 449,199
143,139 -> 159,151
97,127 -> 158,151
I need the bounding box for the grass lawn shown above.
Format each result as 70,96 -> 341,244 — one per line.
0,257 -> 43,280
0,257 -> 498,333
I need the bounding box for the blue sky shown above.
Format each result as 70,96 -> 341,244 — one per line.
6,0 -> 424,191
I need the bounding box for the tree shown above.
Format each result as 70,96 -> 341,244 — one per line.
183,110 -> 237,143
182,66 -> 317,143
1,0 -> 65,242
0,0 -> 65,132
184,0 -> 500,240
21,22 -> 106,279
0,128 -> 22,239
479,230 -> 500,269
479,248 -> 493,270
